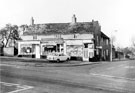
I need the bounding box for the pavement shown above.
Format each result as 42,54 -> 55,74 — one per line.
0,56 -> 130,67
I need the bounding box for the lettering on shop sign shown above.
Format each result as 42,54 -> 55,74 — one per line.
55,34 -> 61,38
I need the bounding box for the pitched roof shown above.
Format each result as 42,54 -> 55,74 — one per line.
101,32 -> 110,39
23,22 -> 95,35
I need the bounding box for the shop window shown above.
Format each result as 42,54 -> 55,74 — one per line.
21,46 -> 33,54
88,44 -> 94,49
106,39 -> 109,45
44,46 -> 56,52
42,44 -> 63,55
89,52 -> 94,58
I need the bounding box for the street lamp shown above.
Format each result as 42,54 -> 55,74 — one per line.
110,30 -> 117,62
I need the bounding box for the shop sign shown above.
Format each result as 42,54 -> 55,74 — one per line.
46,41 -> 56,45
66,40 -> 82,45
83,40 -> 93,43
46,45 -> 54,48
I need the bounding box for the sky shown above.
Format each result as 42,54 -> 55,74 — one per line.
0,0 -> 135,48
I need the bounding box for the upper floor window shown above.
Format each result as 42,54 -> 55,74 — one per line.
106,39 -> 109,45
101,38 -> 103,43
106,49 -> 109,56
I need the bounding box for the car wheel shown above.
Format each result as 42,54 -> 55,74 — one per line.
66,58 -> 69,62
57,59 -> 60,63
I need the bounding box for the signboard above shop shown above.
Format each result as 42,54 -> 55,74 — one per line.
46,45 -> 54,48
66,40 -> 83,45
41,38 -> 64,44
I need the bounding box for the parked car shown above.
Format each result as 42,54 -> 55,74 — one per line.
47,53 -> 70,62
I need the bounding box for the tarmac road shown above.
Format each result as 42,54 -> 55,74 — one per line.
0,58 -> 135,93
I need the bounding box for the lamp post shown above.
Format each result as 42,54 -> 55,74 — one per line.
110,39 -> 113,62
110,30 -> 117,62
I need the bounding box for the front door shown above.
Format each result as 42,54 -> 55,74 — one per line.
35,44 -> 40,58
83,43 -> 89,61
83,48 -> 89,61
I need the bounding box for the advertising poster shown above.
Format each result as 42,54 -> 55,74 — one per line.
66,45 -> 83,57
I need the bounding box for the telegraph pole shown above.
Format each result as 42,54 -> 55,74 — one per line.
110,38 -> 113,61
110,30 -> 117,62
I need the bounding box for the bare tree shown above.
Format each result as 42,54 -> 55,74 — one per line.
0,24 -> 21,47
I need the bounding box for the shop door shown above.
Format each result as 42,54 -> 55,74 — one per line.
83,43 -> 89,61
35,45 -> 40,58
83,48 -> 89,61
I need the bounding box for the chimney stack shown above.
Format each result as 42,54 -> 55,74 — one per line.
30,17 -> 34,26
72,14 -> 77,24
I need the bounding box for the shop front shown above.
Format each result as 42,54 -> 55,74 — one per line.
41,38 -> 65,57
66,40 -> 83,57
18,40 -> 40,58
83,40 -> 94,61
65,39 -> 94,61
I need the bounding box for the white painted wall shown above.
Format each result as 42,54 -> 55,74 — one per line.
21,34 -> 94,40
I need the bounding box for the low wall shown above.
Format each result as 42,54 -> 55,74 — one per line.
3,47 -> 14,56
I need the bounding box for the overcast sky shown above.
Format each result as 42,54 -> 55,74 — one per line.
0,0 -> 135,47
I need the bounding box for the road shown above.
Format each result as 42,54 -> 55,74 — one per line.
0,59 -> 135,93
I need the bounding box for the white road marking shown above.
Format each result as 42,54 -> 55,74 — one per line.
90,73 -> 135,81
124,66 -> 135,69
0,82 -> 33,93
0,64 -> 21,68
91,73 -> 115,78
0,64 -> 16,66
8,86 -> 33,93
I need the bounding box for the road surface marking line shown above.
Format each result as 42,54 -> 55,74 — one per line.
0,82 -> 33,93
0,82 -> 19,86
0,64 -> 22,68
90,73 -> 135,81
8,86 -> 33,93
0,64 -> 17,67
124,66 -> 135,69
